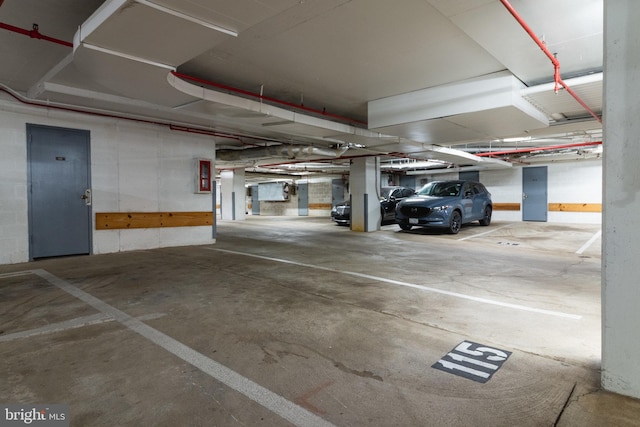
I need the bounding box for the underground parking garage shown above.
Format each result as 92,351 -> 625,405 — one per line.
0,217 -> 624,426
2,0 -> 640,425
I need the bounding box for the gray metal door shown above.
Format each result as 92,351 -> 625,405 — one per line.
27,124 -> 91,259
332,179 -> 345,207
459,171 -> 479,182
522,166 -> 548,222
298,183 -> 309,216
251,185 -> 260,215
399,175 -> 416,189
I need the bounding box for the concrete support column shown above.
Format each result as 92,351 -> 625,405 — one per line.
220,169 -> 246,221
602,0 -> 640,399
349,157 -> 380,232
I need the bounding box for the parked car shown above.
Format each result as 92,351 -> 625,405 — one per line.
395,180 -> 492,234
331,186 -> 416,225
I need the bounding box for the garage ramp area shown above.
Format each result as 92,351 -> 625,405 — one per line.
1,217 -> 639,426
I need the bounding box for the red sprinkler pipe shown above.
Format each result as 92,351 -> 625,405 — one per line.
0,84 -> 268,146
0,22 -> 73,48
499,0 -> 602,123
171,71 -> 367,127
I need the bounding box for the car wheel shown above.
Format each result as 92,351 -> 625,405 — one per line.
479,206 -> 492,226
448,211 -> 461,234
399,223 -> 412,231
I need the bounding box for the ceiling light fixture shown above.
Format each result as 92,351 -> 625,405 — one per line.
134,0 -> 238,37
501,136 -> 532,143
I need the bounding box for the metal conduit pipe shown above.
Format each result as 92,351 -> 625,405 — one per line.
499,0 -> 602,123
0,83 -> 267,146
475,141 -> 602,157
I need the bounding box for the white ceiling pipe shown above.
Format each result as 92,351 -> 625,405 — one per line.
216,145 -> 348,162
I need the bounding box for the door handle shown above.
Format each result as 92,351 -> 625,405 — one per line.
522,193 -> 527,200
81,189 -> 92,206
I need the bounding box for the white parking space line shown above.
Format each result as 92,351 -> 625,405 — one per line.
209,248 -> 582,320
457,223 -> 513,241
576,229 -> 602,254
0,313 -> 111,342
0,271 -> 33,279
0,312 -> 166,343
25,269 -> 335,427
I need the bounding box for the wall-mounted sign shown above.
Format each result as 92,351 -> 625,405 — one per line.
432,341 -> 511,383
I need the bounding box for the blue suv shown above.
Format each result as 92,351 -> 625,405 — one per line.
395,180 -> 492,234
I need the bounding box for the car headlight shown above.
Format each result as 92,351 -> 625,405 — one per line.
432,205 -> 450,211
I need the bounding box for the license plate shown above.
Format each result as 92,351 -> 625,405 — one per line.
409,218 -> 419,224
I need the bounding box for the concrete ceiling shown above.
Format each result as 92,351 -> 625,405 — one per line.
0,0 -> 603,175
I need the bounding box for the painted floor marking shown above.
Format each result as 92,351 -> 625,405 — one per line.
0,271 -> 33,279
1,313 -> 110,342
576,229 -> 602,254
432,341 -> 512,383
0,312 -> 165,343
457,223 -> 513,241
25,269 -> 336,427
209,248 -> 582,320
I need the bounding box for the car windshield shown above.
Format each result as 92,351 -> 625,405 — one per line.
418,182 -> 462,197
380,187 -> 392,200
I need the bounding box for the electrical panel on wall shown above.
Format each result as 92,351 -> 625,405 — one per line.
258,181 -> 292,201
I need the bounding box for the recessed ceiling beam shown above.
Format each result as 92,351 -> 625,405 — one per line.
133,0 -> 238,37
82,42 -> 177,70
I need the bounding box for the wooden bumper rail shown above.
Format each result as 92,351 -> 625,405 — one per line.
493,203 -> 601,212
96,212 -> 213,230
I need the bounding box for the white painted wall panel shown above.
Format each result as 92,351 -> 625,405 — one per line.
414,161 -> 602,225
0,110 -> 29,264
480,167 -> 523,222
0,97 -> 216,264
548,160 -> 602,224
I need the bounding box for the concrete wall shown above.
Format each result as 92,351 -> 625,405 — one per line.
602,0 -> 640,399
306,178 -> 336,217
220,169 -> 246,221
247,160 -> 602,225
0,97 -> 216,265
0,101 -> 29,265
413,159 -> 602,224
250,176 -> 339,217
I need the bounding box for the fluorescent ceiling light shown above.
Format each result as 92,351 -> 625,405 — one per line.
134,0 -> 238,37
82,43 -> 176,70
501,136 -> 532,143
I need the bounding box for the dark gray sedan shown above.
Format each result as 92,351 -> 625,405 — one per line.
331,186 -> 415,225
395,180 -> 492,234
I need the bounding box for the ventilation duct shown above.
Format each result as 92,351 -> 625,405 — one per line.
217,145 -> 349,162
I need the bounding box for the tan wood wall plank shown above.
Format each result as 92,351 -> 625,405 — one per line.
548,203 -> 602,212
493,203 -> 521,211
308,203 -> 333,209
96,212 -> 213,230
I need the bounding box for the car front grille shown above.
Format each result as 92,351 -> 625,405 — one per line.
400,205 -> 431,217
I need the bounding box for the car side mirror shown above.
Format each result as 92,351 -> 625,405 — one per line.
389,196 -> 396,202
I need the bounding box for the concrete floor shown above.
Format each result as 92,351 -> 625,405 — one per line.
1,217 -> 639,426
